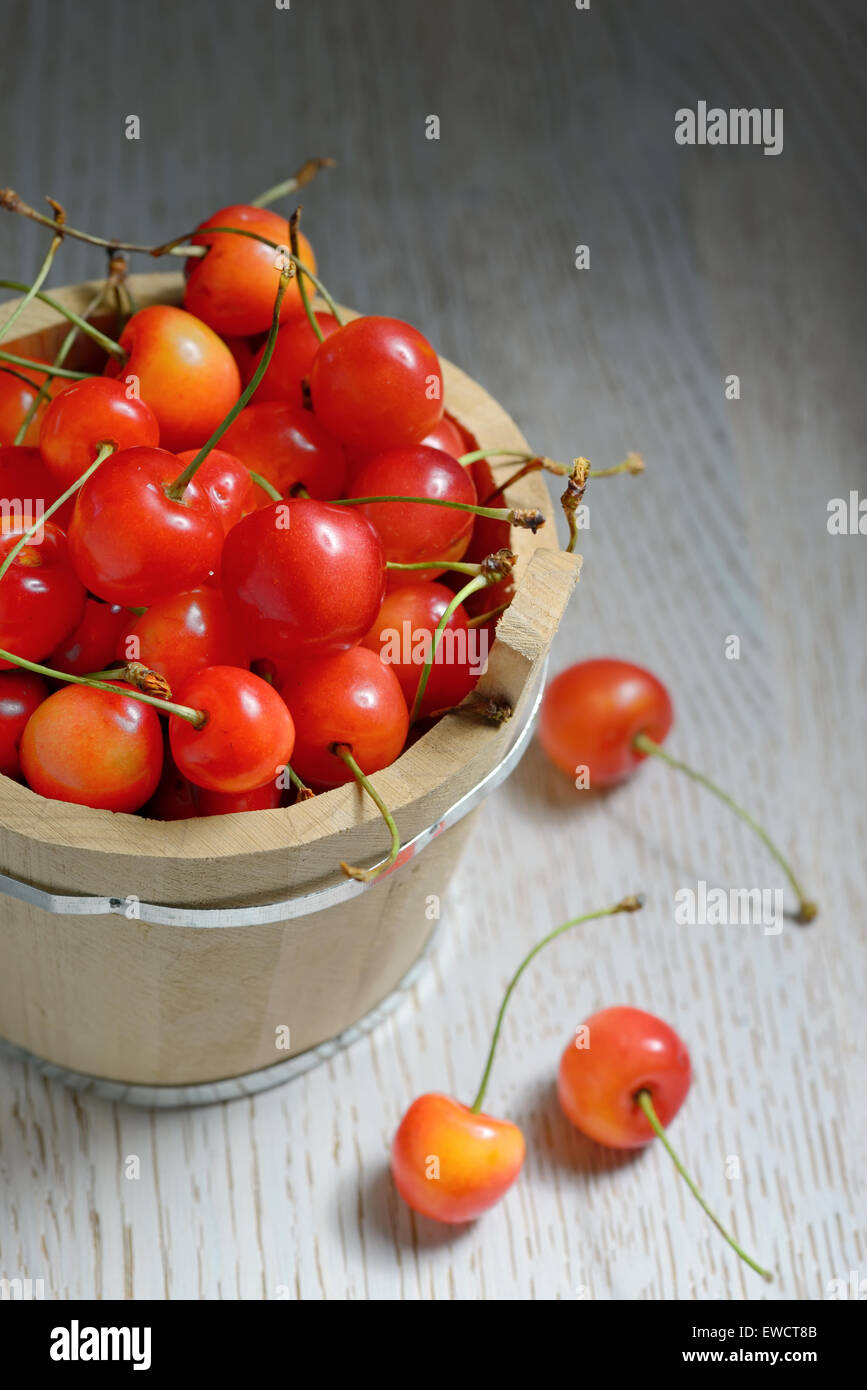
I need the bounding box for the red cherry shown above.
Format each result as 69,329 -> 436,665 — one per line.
38,378 -> 159,490
391,1094 -> 525,1224
310,316 -> 444,453
220,400 -> 346,500
0,669 -> 48,779
119,588 -> 248,695
47,597 -> 129,677
175,448 -> 253,535
558,1006 -> 691,1149
348,445 -> 477,582
0,362 -> 66,446
360,581 -> 478,718
249,311 -> 339,405
169,665 -> 294,794
196,780 -> 282,816
278,646 -> 408,789
184,205 -> 316,336
539,658 -> 673,787
0,521 -> 86,669
20,682 -> 163,812
221,498 -> 385,660
103,306 -> 241,453
421,414 -> 467,459
0,444 -> 75,530
68,446 -> 223,606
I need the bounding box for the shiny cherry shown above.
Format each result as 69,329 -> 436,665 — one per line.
175,448 -> 254,535
184,205 -> 316,336
220,400 -> 346,500
20,682 -> 163,812
310,316 -> 444,453
391,1094 -> 525,1224
540,658 -> 673,787
104,305 -> 241,453
361,581 -> 478,718
120,587 -> 248,695
349,445 -> 477,582
38,377 -> 159,489
169,665 -> 294,794
250,311 -> 339,404
0,520 -> 86,669
47,597 -> 129,677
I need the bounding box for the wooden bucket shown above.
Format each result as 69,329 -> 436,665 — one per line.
0,275 -> 580,1104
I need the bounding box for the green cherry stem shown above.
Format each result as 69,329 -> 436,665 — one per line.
284,763 -> 314,800
251,157 -> 336,209
333,495 -> 546,531
0,648 -> 205,726
0,206 -> 65,347
0,441 -> 116,586
168,226 -> 345,323
289,206 -> 324,343
332,743 -> 401,882
635,1090 -> 773,1282
165,268 -> 292,500
385,559 -> 484,576
247,470 -> 282,502
410,573 -> 488,723
632,733 -> 817,923
0,280 -> 127,360
470,895 -> 645,1115
466,601 -> 510,628
0,349 -> 89,380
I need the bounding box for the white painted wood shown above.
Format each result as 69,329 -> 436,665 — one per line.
0,0 -> 863,1301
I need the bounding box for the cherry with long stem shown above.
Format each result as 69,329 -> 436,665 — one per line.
634,1089 -> 772,1281
471,896 -> 645,1114
632,732 -> 817,922
333,743 -> 401,882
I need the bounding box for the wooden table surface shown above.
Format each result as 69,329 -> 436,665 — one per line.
0,0 -> 864,1301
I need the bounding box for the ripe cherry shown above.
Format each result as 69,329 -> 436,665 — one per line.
175,448 -> 254,535
220,400 -> 346,500
103,306 -> 241,453
392,897 -> 642,1224
558,1005 -> 772,1280
391,1095 -> 526,1224
348,445 -> 477,582
0,444 -> 75,530
0,669 -> 47,779
421,414 -> 466,459
169,665 -> 294,794
20,681 -> 163,812
540,658 -> 816,922
119,588 -> 248,695
278,646 -> 408,789
221,498 -> 385,660
0,362 -> 65,446
196,781 -> 282,816
184,205 -> 316,336
0,520 -> 86,669
249,310 -> 339,405
361,581 -> 478,718
310,316 -> 444,454
38,377 -> 159,490
48,597 -> 129,677
68,446 -> 223,606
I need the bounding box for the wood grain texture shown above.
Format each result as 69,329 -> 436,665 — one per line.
0,0 -> 864,1300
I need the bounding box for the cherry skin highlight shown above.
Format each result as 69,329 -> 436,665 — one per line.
175,448 -> 254,535
119,588 -> 248,695
184,204 -> 316,336
103,305 -> 241,453
221,498 -> 386,661
0,521 -> 86,669
20,682 -> 163,813
558,1006 -> 692,1149
67,446 -> 224,606
539,658 -> 674,787
169,665 -> 294,795
278,646 -> 408,789
0,670 -> 48,780
391,1093 -> 526,1224
220,400 -> 346,500
349,445 -> 477,583
38,378 -> 159,489
310,316 -> 444,454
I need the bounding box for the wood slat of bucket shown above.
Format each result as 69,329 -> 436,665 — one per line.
0,276 -> 581,1086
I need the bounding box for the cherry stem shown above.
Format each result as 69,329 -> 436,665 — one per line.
0,280 -> 127,360
0,204 -> 65,347
466,601 -> 510,628
632,732 -> 817,923
284,763 -> 314,801
247,470 -> 282,502
165,268 -> 293,500
386,559 -> 484,576
470,895 -> 645,1115
174,226 -> 345,323
333,495 -> 545,531
410,573 -> 489,723
289,206 -> 324,343
634,1090 -> 773,1282
0,349 -> 89,380
250,156 -> 336,209
332,743 -> 401,882
0,648 -> 205,726
0,441 -> 116,585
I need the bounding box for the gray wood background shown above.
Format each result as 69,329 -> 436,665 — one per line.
0,0 -> 864,1300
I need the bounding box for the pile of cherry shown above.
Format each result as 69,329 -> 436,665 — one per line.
0,168 -> 815,1283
